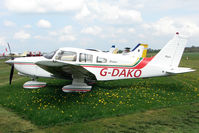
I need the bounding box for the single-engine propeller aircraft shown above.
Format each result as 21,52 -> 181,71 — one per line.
6,32 -> 195,92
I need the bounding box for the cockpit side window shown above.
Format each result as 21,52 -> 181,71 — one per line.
55,51 -> 77,62
79,53 -> 93,63
96,56 -> 107,63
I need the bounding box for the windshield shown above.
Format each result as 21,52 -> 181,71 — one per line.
44,50 -> 57,59
55,51 -> 77,62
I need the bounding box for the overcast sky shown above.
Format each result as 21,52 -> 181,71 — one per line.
0,0 -> 199,53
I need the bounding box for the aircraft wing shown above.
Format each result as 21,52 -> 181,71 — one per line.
35,60 -> 96,80
166,67 -> 195,74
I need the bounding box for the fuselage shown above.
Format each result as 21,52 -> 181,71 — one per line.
6,47 -> 168,81
5,33 -> 194,93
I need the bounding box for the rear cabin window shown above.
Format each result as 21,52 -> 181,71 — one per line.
55,51 -> 77,62
79,53 -> 93,63
97,57 -> 107,63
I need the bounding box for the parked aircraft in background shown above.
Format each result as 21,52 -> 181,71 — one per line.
6,32 -> 195,92
109,43 -> 148,58
1,44 -> 43,57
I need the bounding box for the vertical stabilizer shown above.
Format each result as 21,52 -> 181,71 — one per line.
150,32 -> 187,68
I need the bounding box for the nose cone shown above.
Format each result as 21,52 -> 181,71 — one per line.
5,59 -> 15,65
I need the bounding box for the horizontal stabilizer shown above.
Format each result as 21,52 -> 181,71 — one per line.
166,67 -> 195,74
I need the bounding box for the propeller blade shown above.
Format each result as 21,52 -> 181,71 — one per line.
7,43 -> 14,60
9,64 -> 14,85
7,42 -> 11,53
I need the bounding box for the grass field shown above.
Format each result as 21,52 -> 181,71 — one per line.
0,52 -> 199,132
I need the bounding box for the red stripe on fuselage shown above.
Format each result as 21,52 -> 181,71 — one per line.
81,65 -> 133,69
133,57 -> 154,69
14,63 -> 35,65
82,57 -> 154,69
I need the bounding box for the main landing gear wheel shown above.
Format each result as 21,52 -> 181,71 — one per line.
62,76 -> 92,92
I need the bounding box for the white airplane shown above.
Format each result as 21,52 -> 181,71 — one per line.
6,32 -> 195,92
